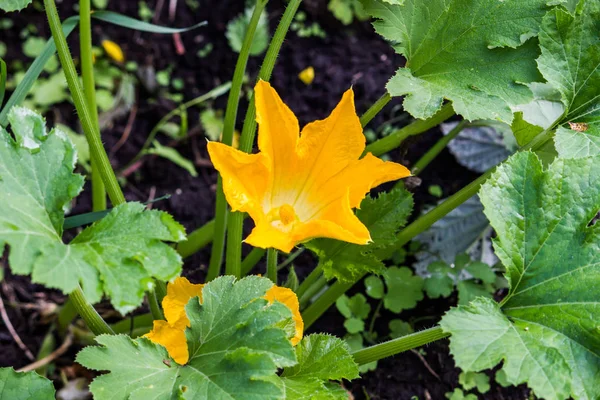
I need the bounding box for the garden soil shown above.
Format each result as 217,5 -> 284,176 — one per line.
0,1 -> 530,398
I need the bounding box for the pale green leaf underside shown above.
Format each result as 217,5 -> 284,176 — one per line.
363,0 -> 551,122
78,277 -> 354,400
537,1 -> 600,159
0,0 -> 32,12
442,152 -> 600,400
0,107 -> 185,314
306,188 -> 413,282
0,368 -> 55,400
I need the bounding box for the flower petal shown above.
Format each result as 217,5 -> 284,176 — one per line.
264,286 -> 303,346
304,153 -> 411,216
144,320 -> 189,365
255,80 -> 301,208
294,192 -> 371,245
293,88 -> 364,215
207,141 -> 270,221
245,222 -> 298,253
162,277 -> 204,329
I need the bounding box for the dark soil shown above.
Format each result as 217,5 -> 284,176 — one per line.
0,1 -> 531,399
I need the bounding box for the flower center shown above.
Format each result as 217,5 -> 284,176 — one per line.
278,204 -> 297,225
267,204 -> 299,231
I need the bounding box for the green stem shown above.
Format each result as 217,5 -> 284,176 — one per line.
154,280 -> 167,305
209,0 -> 268,281
302,280 -> 346,328
226,0 -> 302,276
56,298 -> 77,336
411,120 -> 467,175
368,300 -> 383,338
176,219 -> 215,259
365,103 -> 455,156
80,0 -> 106,212
148,289 -> 164,320
241,247 -> 266,276
266,248 -> 278,283
296,263 -> 323,299
278,248 -> 304,271
45,0 -> 125,206
299,275 -> 327,309
46,0 -> 122,336
69,286 -> 114,335
352,326 -> 449,365
360,93 -> 391,128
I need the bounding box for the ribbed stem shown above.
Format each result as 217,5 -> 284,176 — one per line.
296,263 -> 323,299
365,103 -> 455,156
360,92 -> 391,128
226,0 -> 303,277
80,0 -> 106,212
46,0 -> 122,336
148,288 -> 164,320
411,120 -> 467,175
45,0 -> 125,205
352,326 -> 449,365
266,248 -> 278,283
210,0 -> 268,280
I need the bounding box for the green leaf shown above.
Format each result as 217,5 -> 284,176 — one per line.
511,111 -> 544,147
364,275 -> 384,299
280,334 -> 358,399
335,294 -> 371,320
0,108 -> 185,314
78,276 -> 298,400
146,140 -> 198,177
226,8 -> 269,56
446,388 -> 478,400
537,2 -> 600,159
306,187 -> 413,282
388,319 -> 413,338
383,266 -> 423,313
363,0 -> 551,122
328,0 -> 354,25
344,318 -> 365,334
441,152 -> 600,399
424,261 -> 454,299
200,108 -> 224,141
344,334 -> 378,373
0,0 -> 32,12
0,368 -> 55,399
459,371 -> 490,394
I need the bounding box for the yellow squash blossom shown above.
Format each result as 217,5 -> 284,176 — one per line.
145,277 -> 303,364
207,80 -> 410,253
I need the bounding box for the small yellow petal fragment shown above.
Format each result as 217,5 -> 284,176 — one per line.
298,66 -> 315,85
101,39 -> 125,63
162,277 -> 204,329
264,286 -> 304,345
145,320 -> 189,365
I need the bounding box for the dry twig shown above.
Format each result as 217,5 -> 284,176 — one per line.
17,331 -> 73,373
0,293 -> 35,360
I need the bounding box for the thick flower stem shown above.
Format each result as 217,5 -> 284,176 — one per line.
266,248 -> 278,283
46,0 -> 122,336
352,326 -> 449,365
226,0 -> 303,278
45,0 -> 125,206
69,285 -> 114,335
148,289 -> 164,321
210,0 -> 268,281
365,103 -> 455,156
80,0 -> 106,212
360,92 -> 391,128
